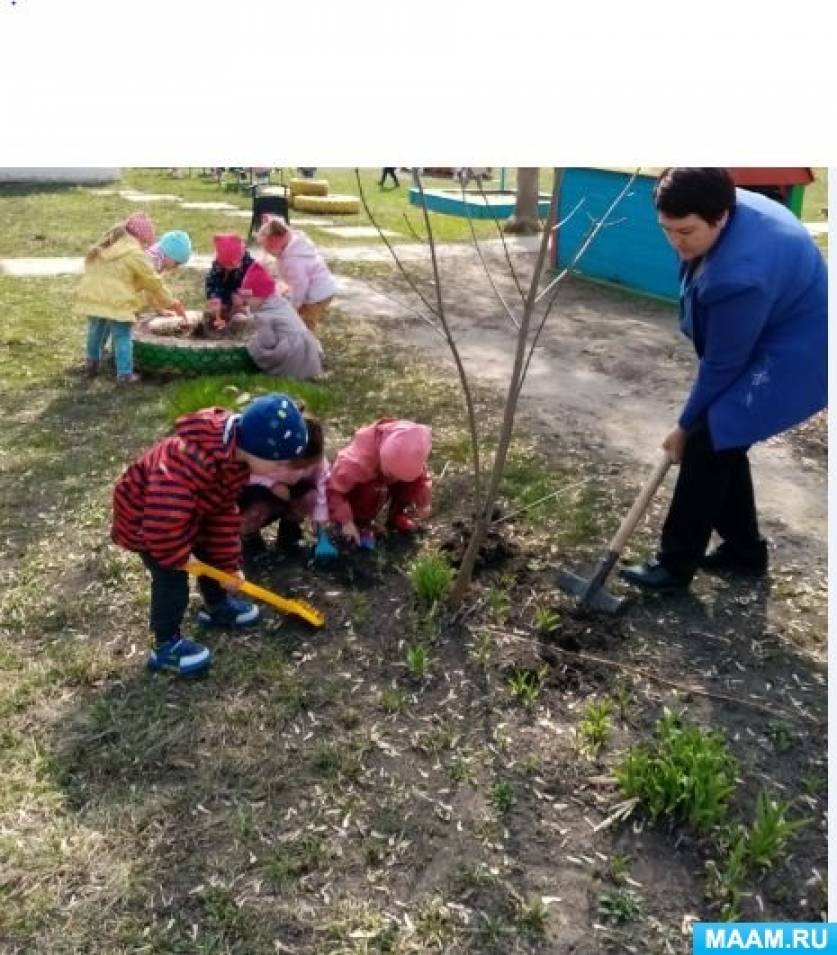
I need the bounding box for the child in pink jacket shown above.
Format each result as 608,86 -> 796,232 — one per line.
257,215 -> 338,331
327,419 -> 432,550
238,416 -> 338,560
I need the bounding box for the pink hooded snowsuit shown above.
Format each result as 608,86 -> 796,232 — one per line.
327,419 -> 432,527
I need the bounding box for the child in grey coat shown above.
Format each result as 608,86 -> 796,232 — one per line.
240,262 -> 323,380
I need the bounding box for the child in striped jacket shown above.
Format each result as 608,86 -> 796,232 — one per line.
111,393 -> 308,676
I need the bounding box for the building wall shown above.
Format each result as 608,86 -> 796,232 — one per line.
556,168 -> 680,300
0,168 -> 120,184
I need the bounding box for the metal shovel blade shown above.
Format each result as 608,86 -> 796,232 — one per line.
556,567 -> 627,616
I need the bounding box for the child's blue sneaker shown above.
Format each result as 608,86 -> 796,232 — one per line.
147,636 -> 212,676
196,595 -> 259,628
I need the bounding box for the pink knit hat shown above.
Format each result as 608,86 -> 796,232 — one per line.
379,422 -> 432,482
124,211 -> 156,248
213,233 -> 246,269
240,261 -> 276,298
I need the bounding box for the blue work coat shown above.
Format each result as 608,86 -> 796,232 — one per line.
677,188 -> 827,449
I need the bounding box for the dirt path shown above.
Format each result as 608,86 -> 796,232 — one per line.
333,244 -> 827,558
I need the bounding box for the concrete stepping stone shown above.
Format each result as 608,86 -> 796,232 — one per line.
118,190 -> 182,203
0,257 -> 84,276
180,201 -> 239,210
319,226 -> 400,239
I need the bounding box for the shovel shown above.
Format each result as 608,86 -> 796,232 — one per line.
556,452 -> 673,614
184,559 -> 325,628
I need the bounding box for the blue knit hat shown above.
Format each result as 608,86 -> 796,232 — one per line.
235,393 -> 308,461
156,230 -> 192,265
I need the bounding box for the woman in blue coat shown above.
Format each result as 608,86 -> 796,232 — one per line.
621,167 -> 827,591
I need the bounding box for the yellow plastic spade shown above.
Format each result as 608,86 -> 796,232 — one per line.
184,559 -> 325,628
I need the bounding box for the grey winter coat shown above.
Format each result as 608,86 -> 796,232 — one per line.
246,294 -> 323,380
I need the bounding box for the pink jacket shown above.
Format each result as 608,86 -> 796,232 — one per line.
275,232 -> 338,309
327,419 -> 432,524
249,457 -> 330,524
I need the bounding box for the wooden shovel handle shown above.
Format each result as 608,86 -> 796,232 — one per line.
607,452 -> 673,554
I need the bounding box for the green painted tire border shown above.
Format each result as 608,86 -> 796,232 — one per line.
134,338 -> 257,376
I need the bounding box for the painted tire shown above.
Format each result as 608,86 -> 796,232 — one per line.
292,194 -> 361,215
288,178 -> 329,197
133,326 -> 256,376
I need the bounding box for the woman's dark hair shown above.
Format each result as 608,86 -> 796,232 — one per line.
653,168 -> 736,224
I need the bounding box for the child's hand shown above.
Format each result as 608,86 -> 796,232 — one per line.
223,569 -> 246,593
341,520 -> 360,545
270,482 -> 291,501
171,300 -> 187,319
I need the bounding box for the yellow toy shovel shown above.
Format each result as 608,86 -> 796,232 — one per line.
184,559 -> 325,628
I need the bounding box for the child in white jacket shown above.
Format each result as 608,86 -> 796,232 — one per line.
241,262 -> 323,380
257,215 -> 338,331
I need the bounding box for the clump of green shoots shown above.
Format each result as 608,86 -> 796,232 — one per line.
598,887 -> 643,924
706,794 -> 807,920
612,682 -> 633,722
533,605 -> 561,635
409,551 -> 454,609
615,710 -> 736,832
489,779 -> 515,817
577,699 -> 614,758
746,791 -> 807,869
507,667 -> 547,709
405,644 -> 430,681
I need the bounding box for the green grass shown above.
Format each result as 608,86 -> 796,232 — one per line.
802,167 -> 828,222
0,167 -> 510,260
499,449 -> 605,545
163,374 -> 336,424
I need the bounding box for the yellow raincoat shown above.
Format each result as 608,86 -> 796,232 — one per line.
75,235 -> 177,322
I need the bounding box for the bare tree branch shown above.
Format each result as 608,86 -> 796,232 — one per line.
535,171 -> 638,306
478,176 -> 527,306
354,169 -> 440,319
449,171 -> 561,605
512,171 -> 639,404
342,272 -> 447,339
410,174 -> 484,505
401,211 -> 429,244
457,178 -> 521,331
480,627 -> 819,726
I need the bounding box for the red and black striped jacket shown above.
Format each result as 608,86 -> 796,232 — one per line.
112,408 -> 250,571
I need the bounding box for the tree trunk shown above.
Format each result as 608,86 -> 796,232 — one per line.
503,168 -> 542,235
